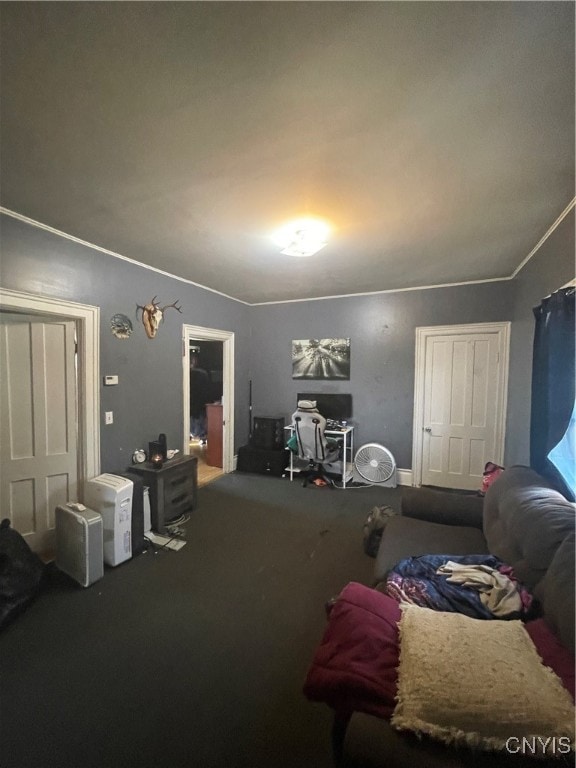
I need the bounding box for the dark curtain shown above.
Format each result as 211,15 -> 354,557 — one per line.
530,286 -> 575,499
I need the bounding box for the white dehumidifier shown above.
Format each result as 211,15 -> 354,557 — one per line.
84,474 -> 133,566
55,503 -> 104,587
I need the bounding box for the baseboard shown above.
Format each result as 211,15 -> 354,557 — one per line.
233,453 -> 412,485
397,468 -> 413,486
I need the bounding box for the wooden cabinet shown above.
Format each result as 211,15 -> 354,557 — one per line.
206,403 -> 223,468
128,454 -> 197,533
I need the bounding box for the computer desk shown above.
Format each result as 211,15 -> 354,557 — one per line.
284,424 -> 355,488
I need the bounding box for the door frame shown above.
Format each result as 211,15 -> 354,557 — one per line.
411,321 -> 510,487
0,288 -> 100,485
182,324 -> 234,473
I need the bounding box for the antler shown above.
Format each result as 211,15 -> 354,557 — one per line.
160,300 -> 182,314
135,297 -> 182,339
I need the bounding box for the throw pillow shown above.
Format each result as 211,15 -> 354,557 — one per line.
480,461 -> 505,495
392,605 -> 575,756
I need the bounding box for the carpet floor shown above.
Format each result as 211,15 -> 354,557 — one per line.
0,472 -> 403,768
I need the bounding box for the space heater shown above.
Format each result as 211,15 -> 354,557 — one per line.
55,503 -> 104,587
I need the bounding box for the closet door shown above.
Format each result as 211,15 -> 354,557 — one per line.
414,323 -> 509,491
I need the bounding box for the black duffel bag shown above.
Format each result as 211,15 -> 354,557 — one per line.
0,518 -> 46,630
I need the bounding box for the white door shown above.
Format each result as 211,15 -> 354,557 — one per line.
414,323 -> 509,491
0,313 -> 78,553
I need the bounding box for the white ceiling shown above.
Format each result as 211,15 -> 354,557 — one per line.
1,2 -> 574,304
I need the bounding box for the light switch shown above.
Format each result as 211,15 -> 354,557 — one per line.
104,375 -> 119,385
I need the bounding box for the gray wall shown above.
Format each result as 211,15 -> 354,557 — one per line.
247,212 -> 574,471
506,210 -> 575,465
2,209 -> 574,476
249,282 -> 513,469
0,214 -> 251,473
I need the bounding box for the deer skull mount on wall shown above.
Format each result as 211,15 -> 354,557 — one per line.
136,296 -> 182,339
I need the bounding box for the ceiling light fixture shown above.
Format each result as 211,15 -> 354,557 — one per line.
272,218 -> 330,257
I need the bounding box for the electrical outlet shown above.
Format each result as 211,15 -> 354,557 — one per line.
105,411 -> 114,425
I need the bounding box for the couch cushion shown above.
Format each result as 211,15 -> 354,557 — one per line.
534,534 -> 576,654
391,605 -> 575,755
343,712 -> 572,768
401,486 -> 484,528
374,514 -> 488,584
483,466 -> 575,591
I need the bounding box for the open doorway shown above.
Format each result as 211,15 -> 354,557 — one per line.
182,324 -> 235,487
189,340 -> 224,486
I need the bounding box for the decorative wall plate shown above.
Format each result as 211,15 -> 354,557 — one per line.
110,313 -> 133,339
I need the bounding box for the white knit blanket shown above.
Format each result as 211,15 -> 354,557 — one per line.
392,604 -> 575,754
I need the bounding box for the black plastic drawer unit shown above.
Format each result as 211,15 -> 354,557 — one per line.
127,455 -> 198,533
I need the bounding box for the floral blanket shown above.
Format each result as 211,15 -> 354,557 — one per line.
385,554 -> 533,620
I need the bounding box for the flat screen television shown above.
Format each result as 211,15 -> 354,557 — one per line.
296,393 -> 352,421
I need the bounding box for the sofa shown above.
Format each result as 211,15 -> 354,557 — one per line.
304,466 -> 575,767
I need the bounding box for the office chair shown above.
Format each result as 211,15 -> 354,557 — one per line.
291,400 -> 341,488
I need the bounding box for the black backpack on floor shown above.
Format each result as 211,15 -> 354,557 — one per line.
0,519 -> 46,630
362,505 -> 396,558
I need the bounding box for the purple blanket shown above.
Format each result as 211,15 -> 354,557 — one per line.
303,582 -> 401,718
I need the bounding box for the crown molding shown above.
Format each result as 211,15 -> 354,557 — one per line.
510,197 -> 575,280
0,207 -> 249,306
2,199 -> 574,306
